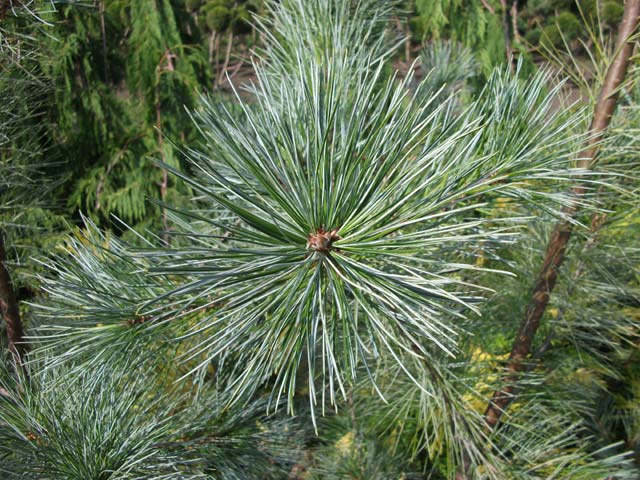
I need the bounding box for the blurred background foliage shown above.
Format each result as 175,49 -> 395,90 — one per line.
0,0 -> 624,240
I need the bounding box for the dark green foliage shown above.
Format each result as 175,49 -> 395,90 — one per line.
602,0 -> 624,24
522,0 -> 627,51
414,0 -> 506,75
233,4 -> 254,34
524,27 -> 542,45
203,0 -> 256,33
0,9 -> 68,298
526,0 -> 555,15
207,5 -> 232,31
20,1 -> 196,228
541,11 -> 581,48
555,11 -> 582,37
408,15 -> 426,39
0,0 -> 263,234
186,0 -> 204,11
581,0 -> 625,26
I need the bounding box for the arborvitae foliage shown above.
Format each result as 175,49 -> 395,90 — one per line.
522,0 -> 626,51
411,0 -> 507,76
34,1 -> 199,229
5,1 -> 266,234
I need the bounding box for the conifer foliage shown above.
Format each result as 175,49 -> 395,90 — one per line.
1,0 -> 639,479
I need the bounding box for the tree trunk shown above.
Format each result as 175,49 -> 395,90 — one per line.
405,21 -> 412,63
483,0 -> 640,431
0,0 -> 10,20
0,231 -> 27,362
500,0 -> 513,72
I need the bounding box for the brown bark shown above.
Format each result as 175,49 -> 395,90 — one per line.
0,0 -> 10,21
500,0 -> 513,72
214,34 -> 221,88
483,0 -> 640,431
0,231 -> 27,362
479,0 -> 496,15
395,16 -> 411,64
405,23 -> 412,64
511,0 -> 521,44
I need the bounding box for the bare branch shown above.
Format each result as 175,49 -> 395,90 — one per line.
479,0 -> 496,15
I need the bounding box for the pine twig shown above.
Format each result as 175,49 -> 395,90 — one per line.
218,59 -> 245,87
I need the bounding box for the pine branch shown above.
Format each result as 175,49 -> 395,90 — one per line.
483,0 -> 640,433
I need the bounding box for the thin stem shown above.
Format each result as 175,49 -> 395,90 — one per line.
99,0 -> 109,83
218,29 -> 234,87
156,88 -> 170,246
155,49 -> 172,246
511,0 -> 520,44
208,30 -> 216,87
479,0 -> 495,15
214,33 -> 221,89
